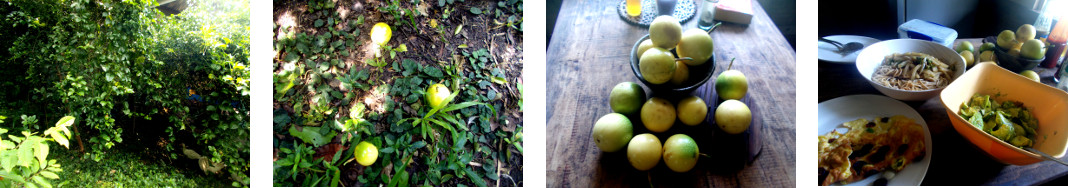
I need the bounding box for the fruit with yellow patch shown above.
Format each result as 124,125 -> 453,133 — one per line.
641,97 -> 676,133
592,113 -> 635,152
639,47 -> 677,84
627,133 -> 662,171
676,96 -> 708,126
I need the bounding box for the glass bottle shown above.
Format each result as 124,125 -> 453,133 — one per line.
1044,17 -> 1068,69
626,0 -> 642,17
698,0 -> 719,30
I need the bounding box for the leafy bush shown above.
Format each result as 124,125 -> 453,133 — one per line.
0,0 -> 249,186
0,116 -> 75,188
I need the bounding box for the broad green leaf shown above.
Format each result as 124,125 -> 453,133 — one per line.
441,101 -> 486,112
35,142 -> 48,167
470,7 -> 482,14
39,171 -> 59,179
463,167 -> 487,186
288,126 -> 331,147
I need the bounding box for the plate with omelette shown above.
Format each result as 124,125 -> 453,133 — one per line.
818,94 -> 933,186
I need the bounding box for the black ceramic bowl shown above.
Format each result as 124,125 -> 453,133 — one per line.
630,34 -> 716,95
992,43 -> 1044,72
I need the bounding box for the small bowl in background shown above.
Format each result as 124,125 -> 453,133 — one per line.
630,34 -> 716,96
939,62 -> 1068,165
992,45 -> 1044,72
855,39 -> 967,101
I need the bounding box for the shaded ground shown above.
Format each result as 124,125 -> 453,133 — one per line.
272,0 -> 523,186
52,146 -> 230,187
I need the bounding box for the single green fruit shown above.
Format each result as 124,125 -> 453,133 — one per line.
1018,24 -> 1037,43
627,133 -> 662,171
670,61 -> 690,85
609,82 -> 647,115
960,51 -> 975,67
956,41 -> 974,53
997,30 -> 1018,50
354,141 -> 379,166
1021,70 -> 1040,81
649,16 -> 683,49
715,60 -> 748,100
980,42 -> 996,52
676,29 -> 714,66
662,134 -> 699,172
639,47 -> 677,84
592,113 -> 635,152
676,96 -> 707,126
979,50 -> 996,62
641,97 -> 676,133
1021,39 -> 1046,60
715,99 -> 751,134
426,83 -> 451,109
637,39 -> 655,58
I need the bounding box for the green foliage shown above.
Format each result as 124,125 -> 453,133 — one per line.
0,116 -> 74,188
0,0 -> 250,186
53,145 -> 230,187
274,0 -> 521,186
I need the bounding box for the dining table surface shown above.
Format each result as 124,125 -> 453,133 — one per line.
546,0 -> 797,187
819,37 -> 1068,185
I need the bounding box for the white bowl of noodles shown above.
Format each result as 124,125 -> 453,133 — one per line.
856,39 -> 967,101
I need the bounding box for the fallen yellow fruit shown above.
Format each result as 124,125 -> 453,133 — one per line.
371,22 -> 392,46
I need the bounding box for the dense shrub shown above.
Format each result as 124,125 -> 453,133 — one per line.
0,0 -> 249,186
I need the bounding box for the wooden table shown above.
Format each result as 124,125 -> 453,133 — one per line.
546,0 -> 797,187
818,38 -> 1068,185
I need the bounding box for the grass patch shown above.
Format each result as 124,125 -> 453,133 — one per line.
52,147 -> 229,187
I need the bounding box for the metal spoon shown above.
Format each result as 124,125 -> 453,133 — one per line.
1025,148 -> 1068,166
819,37 -> 865,54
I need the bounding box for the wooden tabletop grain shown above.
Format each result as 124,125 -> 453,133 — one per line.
818,38 -> 1068,185
546,0 -> 797,187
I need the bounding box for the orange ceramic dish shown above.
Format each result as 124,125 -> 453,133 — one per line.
939,62 -> 1068,165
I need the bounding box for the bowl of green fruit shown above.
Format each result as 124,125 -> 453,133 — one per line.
629,16 -> 718,95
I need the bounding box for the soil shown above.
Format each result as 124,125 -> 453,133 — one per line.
272,0 -> 523,186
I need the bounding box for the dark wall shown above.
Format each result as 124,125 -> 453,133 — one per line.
757,0 -> 797,48
818,0 -> 901,40
548,0 -> 562,50
819,0 -> 1041,40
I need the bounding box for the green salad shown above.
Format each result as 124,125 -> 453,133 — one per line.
958,94 -> 1038,148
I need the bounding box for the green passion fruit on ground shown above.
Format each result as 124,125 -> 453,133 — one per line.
715,60 -> 748,100
649,16 -> 683,49
676,29 -> 714,66
676,96 -> 707,126
592,113 -> 635,152
354,141 -> 379,166
715,99 -> 752,134
627,133 -> 663,171
641,97 -> 676,133
610,82 -> 647,115
426,83 -> 451,109
662,134 -> 699,172
670,60 -> 690,85
639,47 -> 678,84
